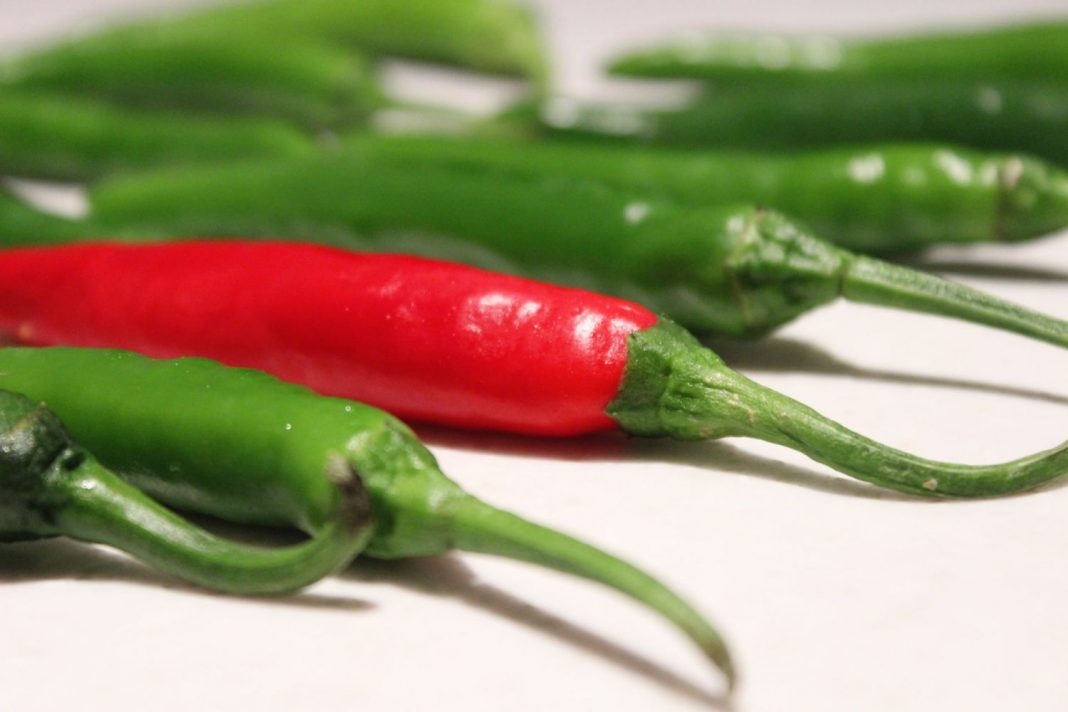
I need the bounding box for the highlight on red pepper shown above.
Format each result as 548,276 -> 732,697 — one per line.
1,240 -> 1065,499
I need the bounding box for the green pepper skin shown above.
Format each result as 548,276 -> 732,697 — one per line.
0,348 -> 407,533
525,80 -> 1068,169
341,135 -> 1068,252
82,154 -> 1068,345
0,387 -> 374,595
607,21 -> 1068,82
2,26 -> 381,128
0,90 -> 314,181
0,347 -> 734,686
0,189 -> 83,247
173,0 -> 548,82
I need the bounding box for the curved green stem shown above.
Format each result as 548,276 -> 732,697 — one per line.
842,254 -> 1068,350
446,495 -> 735,690
54,455 -> 373,595
609,319 -> 1068,497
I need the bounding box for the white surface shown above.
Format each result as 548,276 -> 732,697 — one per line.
3,2 -> 1068,711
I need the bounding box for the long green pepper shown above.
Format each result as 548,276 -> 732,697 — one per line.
521,81 -> 1068,169
1,26 -> 381,128
0,347 -> 735,688
607,21 -> 1068,83
164,0 -> 548,82
0,90 -> 314,181
0,387 -> 373,595
2,0 -> 546,107
342,134 -> 1068,251
593,22 -> 1068,166
29,150 -> 1068,344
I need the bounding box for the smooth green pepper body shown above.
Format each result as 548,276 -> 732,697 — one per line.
342,135 -> 1068,251
0,347 -> 457,557
2,26 -> 381,127
0,384 -> 375,594
170,0 -> 547,81
607,21 -> 1068,82
0,189 -> 84,247
529,79 -> 1068,169
0,90 -> 314,181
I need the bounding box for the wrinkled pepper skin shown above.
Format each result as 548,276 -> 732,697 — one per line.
607,21 -> 1068,82
526,80 -> 1068,168
2,243 -> 1067,504
0,90 -> 313,181
81,154 -> 1068,345
2,26 -> 381,128
341,135 -> 1068,251
0,345 -> 734,687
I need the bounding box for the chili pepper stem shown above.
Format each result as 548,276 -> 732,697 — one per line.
446,495 -> 736,690
609,319 -> 1068,497
841,254 -> 1068,349
53,453 -> 374,595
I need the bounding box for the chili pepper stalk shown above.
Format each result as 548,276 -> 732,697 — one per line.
0,388 -> 373,594
609,320 -> 1068,497
0,241 -> 1065,500
0,347 -> 735,689
79,154 -> 1068,344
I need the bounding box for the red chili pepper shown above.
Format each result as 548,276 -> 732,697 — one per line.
0,241 -> 652,435
2,240 -> 1066,497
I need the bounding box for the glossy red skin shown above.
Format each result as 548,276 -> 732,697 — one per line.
0,241 -> 658,435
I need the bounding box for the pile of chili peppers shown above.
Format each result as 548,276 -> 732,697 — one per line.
1,0 -> 1067,697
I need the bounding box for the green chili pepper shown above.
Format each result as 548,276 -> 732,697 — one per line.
606,21 -> 1068,82
1,26 -> 381,128
4,0 -> 546,106
0,188 -> 80,247
170,0 -> 548,82
0,90 -> 314,181
0,386 -> 373,594
518,80 -> 1068,168
340,134 -> 1068,251
66,152 -> 1068,343
0,346 -> 734,688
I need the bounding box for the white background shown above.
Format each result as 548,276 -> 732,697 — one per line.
2,1 -> 1068,710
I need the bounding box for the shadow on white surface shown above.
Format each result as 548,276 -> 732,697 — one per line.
342,554 -> 733,710
0,536 -> 731,707
0,536 -> 374,611
416,424 -> 928,501
708,335 -> 1068,408
899,256 -> 1068,282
